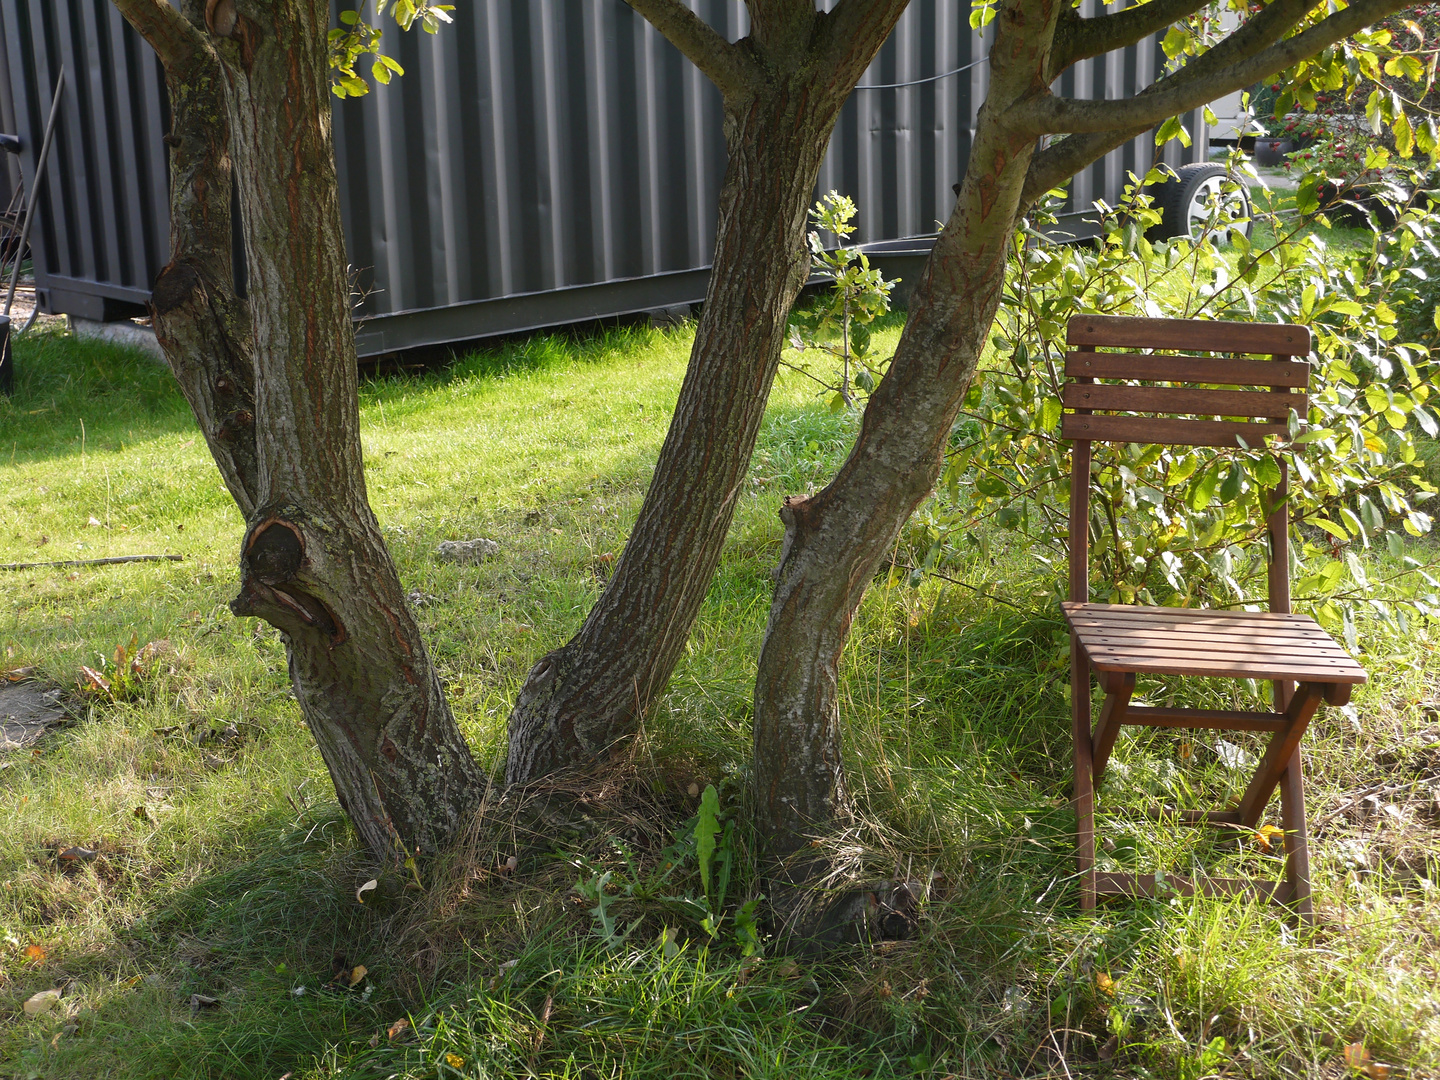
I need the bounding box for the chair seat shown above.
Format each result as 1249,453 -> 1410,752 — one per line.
1062,602 -> 1367,686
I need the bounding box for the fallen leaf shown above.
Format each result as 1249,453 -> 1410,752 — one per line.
368,1032 -> 381,1049
1255,824 -> 1286,851
1345,1043 -> 1371,1070
1099,1034 -> 1118,1061
3,665 -> 36,682
23,989 -> 61,1016
78,666 -> 111,695
775,959 -> 801,979
387,1018 -> 411,1040
349,965 -> 367,987
189,993 -> 220,1013
57,846 -> 99,864
23,944 -> 47,963
356,879 -> 378,904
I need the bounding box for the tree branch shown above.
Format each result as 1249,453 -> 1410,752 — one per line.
1051,0 -> 1214,76
1012,0 -> 1414,136
624,0 -> 754,96
109,0 -> 206,69
818,0 -> 914,86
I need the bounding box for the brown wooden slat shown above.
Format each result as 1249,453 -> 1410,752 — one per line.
1067,315 -> 1311,356
1069,618 -> 1338,642
1094,871 -> 1292,902
1062,383 -> 1304,420
1123,706 -> 1289,732
1063,602 -> 1315,623
1086,653 -> 1366,681
1065,351 -> 1312,388
1084,642 -> 1363,672
1061,413 -> 1289,447
1067,608 -> 1329,631
1083,653 -> 1357,680
1080,636 -> 1354,661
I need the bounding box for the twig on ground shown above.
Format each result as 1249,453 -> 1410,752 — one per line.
0,554 -> 183,571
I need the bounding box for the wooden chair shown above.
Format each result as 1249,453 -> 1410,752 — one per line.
1061,314 -> 1366,923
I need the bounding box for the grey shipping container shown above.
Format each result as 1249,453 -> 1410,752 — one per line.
0,0 -> 1205,356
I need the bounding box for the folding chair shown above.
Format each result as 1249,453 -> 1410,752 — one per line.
1061,314 -> 1366,923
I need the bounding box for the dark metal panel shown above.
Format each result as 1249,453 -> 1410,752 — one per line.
1,0 -> 1220,351
0,4 -> 20,210
1,0 -> 163,316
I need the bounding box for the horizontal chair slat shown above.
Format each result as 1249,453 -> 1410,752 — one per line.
1122,706 -> 1289,732
1065,351 -> 1312,388
1068,315 -> 1311,355
1061,413 -> 1289,447
1085,652 -> 1367,681
1062,602 -> 1316,623
1062,383 -> 1304,419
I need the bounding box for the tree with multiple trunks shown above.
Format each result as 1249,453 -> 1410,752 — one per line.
108,0 -> 1423,903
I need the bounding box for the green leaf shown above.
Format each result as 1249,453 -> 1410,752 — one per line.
1310,517 -> 1349,540
1219,463 -> 1244,503
1167,453 -> 1200,487
1253,455 -> 1282,488
1188,463 -> 1221,511
1039,396 -> 1062,433
694,785 -> 722,908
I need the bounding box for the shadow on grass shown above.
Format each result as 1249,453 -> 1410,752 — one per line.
6,805 -> 398,1080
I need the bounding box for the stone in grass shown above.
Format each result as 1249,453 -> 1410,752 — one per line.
435,538 -> 500,565
0,681 -> 67,753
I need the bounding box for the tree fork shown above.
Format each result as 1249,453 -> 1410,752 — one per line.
504,0 -> 912,788
753,0 -> 1060,876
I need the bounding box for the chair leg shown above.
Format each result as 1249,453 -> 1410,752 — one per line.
1072,642 -> 1096,910
1280,745 -> 1313,925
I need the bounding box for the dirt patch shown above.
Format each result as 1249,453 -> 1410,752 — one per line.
0,680 -> 68,752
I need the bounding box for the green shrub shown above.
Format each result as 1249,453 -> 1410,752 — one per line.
928,168 -> 1439,649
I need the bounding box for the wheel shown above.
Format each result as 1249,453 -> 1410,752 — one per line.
1149,163 -> 1253,243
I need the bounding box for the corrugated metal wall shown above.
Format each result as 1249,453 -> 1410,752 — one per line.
0,0 -> 1204,351
0,26 -> 19,215
0,0 -> 170,320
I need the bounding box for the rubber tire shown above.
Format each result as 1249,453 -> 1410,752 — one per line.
1149,162 -> 1253,243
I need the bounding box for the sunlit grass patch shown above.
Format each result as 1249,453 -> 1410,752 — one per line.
0,311 -> 1436,1079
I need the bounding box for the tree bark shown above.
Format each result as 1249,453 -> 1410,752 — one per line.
115,0 -> 484,859
112,0 -> 258,515
505,1 -> 909,786
752,0 -> 1064,869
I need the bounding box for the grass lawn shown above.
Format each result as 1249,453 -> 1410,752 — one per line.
0,313 -> 1437,1080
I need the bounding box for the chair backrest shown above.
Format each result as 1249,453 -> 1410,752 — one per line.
1063,315 -> 1313,617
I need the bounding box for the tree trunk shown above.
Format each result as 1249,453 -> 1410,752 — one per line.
119,1 -> 258,515
752,0 -> 1064,869
506,47 -> 878,785
118,0 -> 484,859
